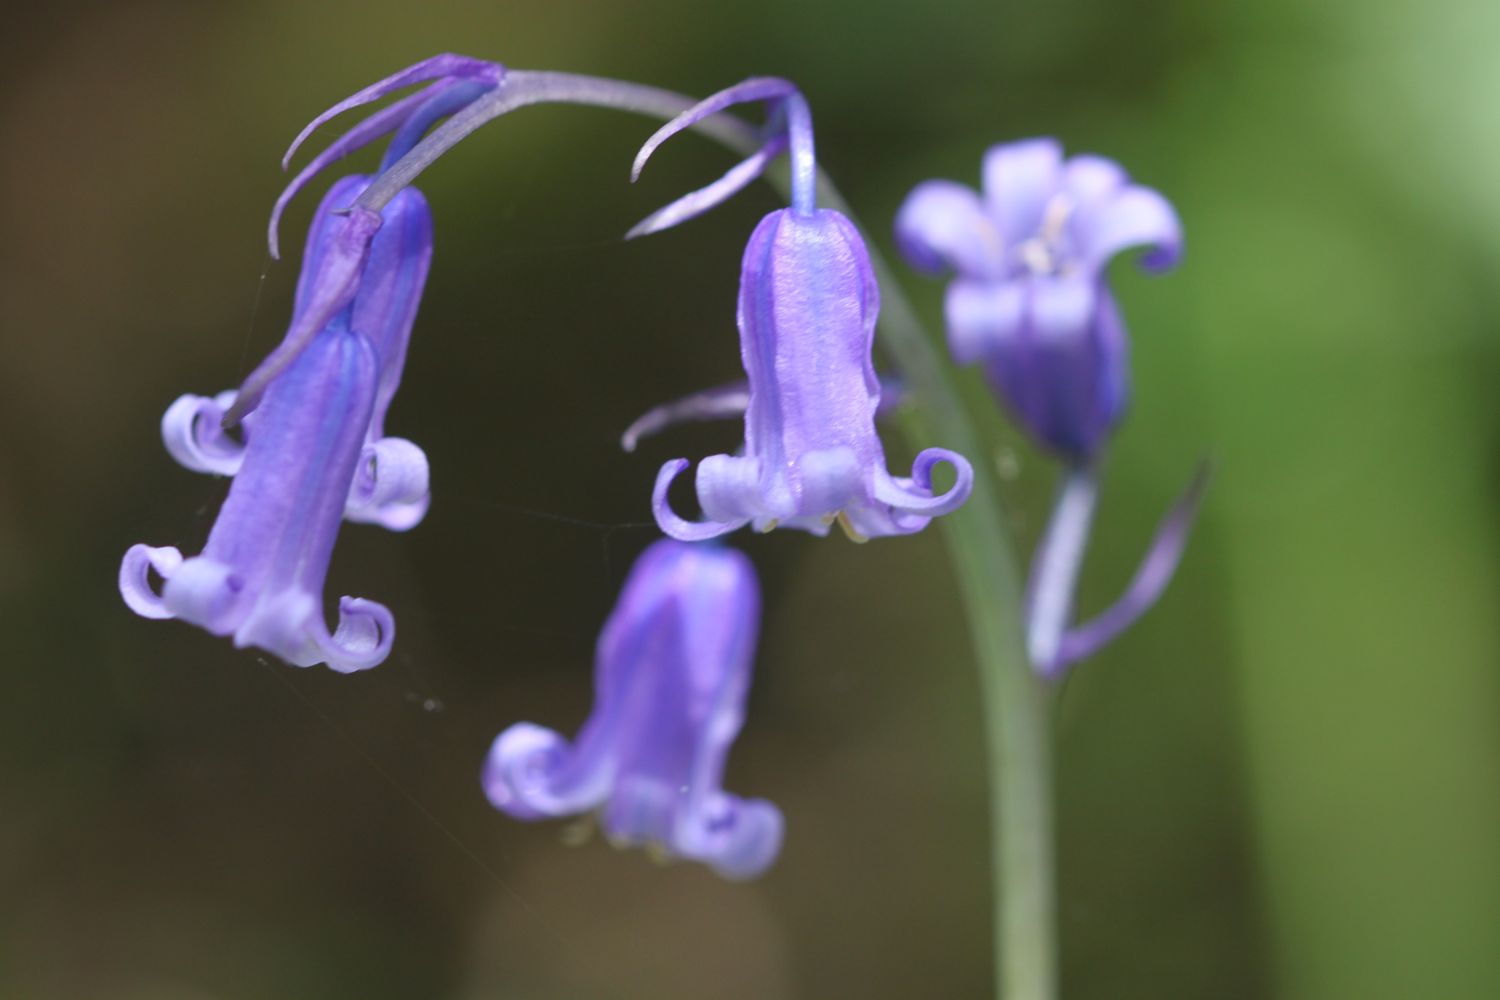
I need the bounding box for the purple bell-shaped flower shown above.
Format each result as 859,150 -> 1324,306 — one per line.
483,540 -> 782,880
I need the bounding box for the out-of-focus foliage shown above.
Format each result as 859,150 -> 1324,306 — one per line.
0,1 -> 1496,998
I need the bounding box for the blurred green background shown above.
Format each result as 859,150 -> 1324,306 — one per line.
2,0 -> 1498,998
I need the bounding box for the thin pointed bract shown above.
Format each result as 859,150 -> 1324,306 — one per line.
483,540 -> 783,880
629,76 -> 817,234
1050,461 -> 1211,674
621,373 -> 910,452
282,54 -> 503,171
269,55 -> 503,258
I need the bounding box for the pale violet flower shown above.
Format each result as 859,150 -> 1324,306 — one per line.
483,540 -> 782,880
896,137 -> 1182,459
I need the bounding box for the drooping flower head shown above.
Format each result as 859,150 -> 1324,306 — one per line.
483,539 -> 782,880
119,57 -> 503,670
163,175 -> 434,530
895,138 -> 1182,460
628,79 -> 973,542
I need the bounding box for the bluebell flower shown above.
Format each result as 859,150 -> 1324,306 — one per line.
162,175 -> 434,530
895,138 -> 1182,460
119,58 -> 503,670
898,139 -> 1204,678
628,79 -> 973,542
483,539 -> 782,880
119,290 -> 394,673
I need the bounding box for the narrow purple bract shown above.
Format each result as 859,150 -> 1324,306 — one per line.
483,540 -> 782,880
895,138 -> 1182,459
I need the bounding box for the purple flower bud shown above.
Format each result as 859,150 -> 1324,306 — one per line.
120,175 -> 435,671
483,540 -> 782,880
626,78 -> 972,541
896,138 -> 1182,459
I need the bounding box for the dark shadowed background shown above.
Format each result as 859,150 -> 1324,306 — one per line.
2,1 -> 1498,998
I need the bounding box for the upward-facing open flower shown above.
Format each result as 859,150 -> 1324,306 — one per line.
629,79 -> 972,541
483,539 -> 782,880
895,138 -> 1182,460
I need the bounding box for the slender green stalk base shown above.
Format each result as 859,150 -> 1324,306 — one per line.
372,75 -> 1058,998
869,259 -> 1056,1000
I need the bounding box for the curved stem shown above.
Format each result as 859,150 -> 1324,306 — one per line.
360,71 -> 1051,999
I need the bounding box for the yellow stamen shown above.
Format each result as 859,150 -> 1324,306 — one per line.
836,511 -> 869,544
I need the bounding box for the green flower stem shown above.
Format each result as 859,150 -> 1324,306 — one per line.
370,72 -> 1055,999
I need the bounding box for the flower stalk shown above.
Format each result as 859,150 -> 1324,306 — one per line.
301,66 -> 1054,998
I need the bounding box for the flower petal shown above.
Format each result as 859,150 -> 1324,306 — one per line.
1074,184 -> 1183,273
482,723 -> 595,820
978,274 -> 1110,458
652,459 -> 749,541
119,544 -> 183,620
894,179 -> 1002,277
161,391 -> 244,476
1062,154 -> 1127,212
981,137 -> 1064,245
944,277 -> 1026,368
319,596 -> 396,674
229,589 -> 393,673
162,556 -> 249,635
894,179 -> 1002,279
871,447 -> 973,516
344,437 -> 430,531
791,447 -> 865,518
676,793 -> 784,882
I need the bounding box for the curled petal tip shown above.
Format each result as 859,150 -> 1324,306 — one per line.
120,545 -> 184,620
345,438 -> 431,531
873,448 -> 974,517
321,596 -> 396,673
482,723 -> 571,820
162,391 -> 245,476
651,459 -> 746,541
703,798 -> 785,881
